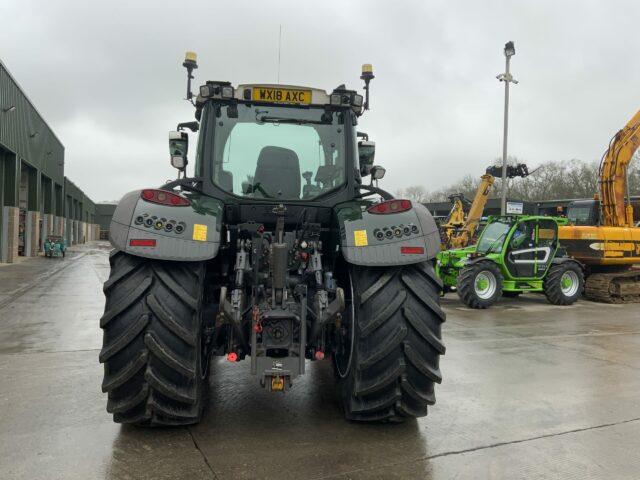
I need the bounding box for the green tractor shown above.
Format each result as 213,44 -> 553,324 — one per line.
98,54 -> 446,426
436,215 -> 584,309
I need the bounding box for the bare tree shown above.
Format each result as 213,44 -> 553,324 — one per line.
396,185 -> 429,202
397,157 -> 639,204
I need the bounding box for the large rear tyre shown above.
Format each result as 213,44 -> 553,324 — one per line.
457,260 -> 503,309
335,262 -> 446,422
544,261 -> 584,305
99,251 -> 207,426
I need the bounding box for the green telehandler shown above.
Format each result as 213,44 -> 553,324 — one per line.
436,215 -> 584,309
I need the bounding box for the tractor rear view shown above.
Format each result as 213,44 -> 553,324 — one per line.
98,54 -> 446,426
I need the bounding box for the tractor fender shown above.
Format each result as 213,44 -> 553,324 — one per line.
335,200 -> 440,266
109,190 -> 223,261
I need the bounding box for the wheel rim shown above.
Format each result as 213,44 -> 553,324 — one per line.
474,271 -> 497,300
560,270 -> 579,297
335,271 -> 355,379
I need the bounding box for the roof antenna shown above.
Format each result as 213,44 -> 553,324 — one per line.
277,25 -> 282,84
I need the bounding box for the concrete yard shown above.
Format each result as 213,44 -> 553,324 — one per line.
0,243 -> 639,480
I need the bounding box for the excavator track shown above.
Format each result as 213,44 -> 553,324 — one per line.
585,269 -> 640,303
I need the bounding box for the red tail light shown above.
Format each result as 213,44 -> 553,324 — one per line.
140,189 -> 190,206
129,239 -> 156,247
400,246 -> 424,255
367,199 -> 412,215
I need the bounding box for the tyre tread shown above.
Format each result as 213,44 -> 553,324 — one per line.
100,251 -> 205,426
544,261 -> 584,305
339,262 -> 445,422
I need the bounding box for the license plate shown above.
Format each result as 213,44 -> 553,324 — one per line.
252,87 -> 311,105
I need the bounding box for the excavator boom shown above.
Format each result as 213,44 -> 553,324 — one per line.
559,109 -> 640,303
599,109 -> 640,227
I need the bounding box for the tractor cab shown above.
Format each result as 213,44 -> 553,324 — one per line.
166,57 -> 386,214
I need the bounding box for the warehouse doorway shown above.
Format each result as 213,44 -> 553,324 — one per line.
18,163 -> 28,255
18,161 -> 38,256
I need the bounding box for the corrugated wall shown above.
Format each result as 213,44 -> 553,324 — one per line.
63,177 -> 95,223
0,60 -> 64,185
1,58 -> 103,257
96,203 -> 116,230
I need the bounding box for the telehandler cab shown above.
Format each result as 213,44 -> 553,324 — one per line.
99,53 -> 446,425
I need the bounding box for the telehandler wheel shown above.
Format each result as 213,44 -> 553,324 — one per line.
544,261 -> 584,305
99,251 -> 208,426
457,260 -> 503,309
335,262 -> 446,422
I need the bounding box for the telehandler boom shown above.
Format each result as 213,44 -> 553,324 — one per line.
440,163 -> 529,250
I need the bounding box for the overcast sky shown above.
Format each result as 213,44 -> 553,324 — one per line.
1,0 -> 639,202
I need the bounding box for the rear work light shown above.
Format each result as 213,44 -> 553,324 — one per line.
367,199 -> 412,215
140,189 -> 190,206
400,246 -> 424,255
129,239 -> 156,247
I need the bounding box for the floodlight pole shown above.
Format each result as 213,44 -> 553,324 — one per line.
497,41 -> 517,215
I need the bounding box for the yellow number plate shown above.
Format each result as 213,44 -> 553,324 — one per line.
252,87 -> 312,105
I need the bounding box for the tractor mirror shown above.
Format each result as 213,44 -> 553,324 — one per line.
169,131 -> 188,170
358,140 -> 375,176
358,140 -> 376,177
371,165 -> 386,180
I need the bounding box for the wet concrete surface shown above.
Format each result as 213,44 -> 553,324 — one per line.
0,243 -> 639,479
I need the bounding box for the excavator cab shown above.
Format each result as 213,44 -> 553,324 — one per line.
566,199 -> 599,226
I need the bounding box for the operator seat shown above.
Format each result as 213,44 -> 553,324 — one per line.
253,146 -> 301,198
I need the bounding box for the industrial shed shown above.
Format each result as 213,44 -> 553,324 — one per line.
0,59 -> 100,262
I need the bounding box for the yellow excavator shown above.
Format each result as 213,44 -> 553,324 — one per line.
440,163 -> 529,250
560,109 -> 640,303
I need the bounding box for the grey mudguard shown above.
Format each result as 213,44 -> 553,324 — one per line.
335,200 -> 440,266
109,190 -> 223,261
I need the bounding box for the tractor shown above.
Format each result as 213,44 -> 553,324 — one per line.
436,215 -> 584,309
99,53 -> 446,426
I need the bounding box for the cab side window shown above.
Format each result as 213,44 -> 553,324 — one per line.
510,222 -> 533,249
536,219 -> 558,249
